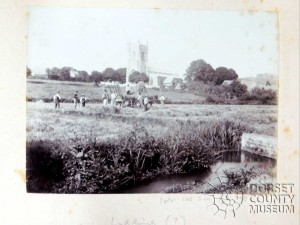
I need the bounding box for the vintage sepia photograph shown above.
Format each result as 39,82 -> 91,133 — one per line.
26,8 -> 278,194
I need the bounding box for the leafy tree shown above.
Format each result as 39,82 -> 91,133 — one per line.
77,70 -> 90,82
47,67 -> 61,80
115,68 -> 126,83
129,71 -> 149,83
109,72 -> 121,82
26,67 -> 32,77
102,68 -> 115,81
49,67 -> 60,75
46,68 -> 50,76
59,67 -> 72,81
214,67 -> 238,85
228,80 -> 248,98
101,67 -> 126,83
90,71 -> 104,84
184,59 -> 216,84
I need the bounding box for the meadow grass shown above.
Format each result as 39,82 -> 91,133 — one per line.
27,102 -> 277,142
26,102 -> 277,193
27,79 -> 205,103
27,116 -> 245,193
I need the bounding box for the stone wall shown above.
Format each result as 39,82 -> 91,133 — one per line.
241,133 -> 277,159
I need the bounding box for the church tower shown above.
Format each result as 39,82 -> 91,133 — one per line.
126,41 -> 148,83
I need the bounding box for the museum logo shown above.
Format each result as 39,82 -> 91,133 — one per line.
248,183 -> 295,214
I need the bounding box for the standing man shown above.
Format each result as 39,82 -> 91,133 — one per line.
126,84 -> 131,95
53,90 -> 61,109
137,94 -> 143,108
143,95 -> 149,112
102,89 -> 109,106
80,94 -> 86,108
111,91 -> 117,106
74,91 -> 80,109
159,94 -> 165,106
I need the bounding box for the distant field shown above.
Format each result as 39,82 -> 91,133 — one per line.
27,79 -> 277,141
27,102 -> 277,143
26,79 -> 205,103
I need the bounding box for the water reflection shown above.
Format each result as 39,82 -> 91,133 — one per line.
220,151 -> 276,164
121,151 -> 276,193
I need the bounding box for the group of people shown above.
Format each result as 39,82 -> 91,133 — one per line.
53,89 -> 165,111
53,90 -> 86,109
73,91 -> 87,109
101,89 -> 122,106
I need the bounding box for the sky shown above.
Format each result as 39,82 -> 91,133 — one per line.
28,8 -> 278,78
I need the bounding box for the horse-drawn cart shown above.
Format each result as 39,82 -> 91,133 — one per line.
104,83 -> 158,108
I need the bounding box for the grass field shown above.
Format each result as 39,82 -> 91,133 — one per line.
26,79 -> 277,193
27,79 -> 205,103
27,102 -> 277,142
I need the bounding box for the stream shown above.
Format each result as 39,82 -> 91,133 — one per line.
121,151 -> 276,193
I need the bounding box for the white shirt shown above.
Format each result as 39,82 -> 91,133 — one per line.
80,97 -> 86,103
53,94 -> 61,101
111,93 -> 117,99
144,97 -> 149,104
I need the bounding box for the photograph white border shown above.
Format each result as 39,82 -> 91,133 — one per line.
0,0 -> 298,224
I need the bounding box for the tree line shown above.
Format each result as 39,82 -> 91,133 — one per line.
27,65 -> 150,84
184,59 -> 276,104
184,59 -> 238,85
45,67 -> 126,84
44,67 -> 150,84
27,58 -> 276,104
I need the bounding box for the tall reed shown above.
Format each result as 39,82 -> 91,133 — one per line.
27,120 -> 245,193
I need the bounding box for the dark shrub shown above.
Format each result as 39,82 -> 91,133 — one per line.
48,75 -> 60,80
26,140 -> 65,193
249,87 -> 277,104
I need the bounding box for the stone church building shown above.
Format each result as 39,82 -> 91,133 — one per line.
126,42 -> 183,88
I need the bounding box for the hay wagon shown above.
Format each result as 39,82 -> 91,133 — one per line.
104,83 -> 158,108
104,84 -> 140,108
